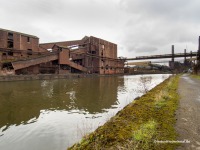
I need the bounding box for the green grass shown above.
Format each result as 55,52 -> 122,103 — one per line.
68,75 -> 180,150
191,74 -> 200,80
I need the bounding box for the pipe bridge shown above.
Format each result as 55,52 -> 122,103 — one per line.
125,51 -> 198,61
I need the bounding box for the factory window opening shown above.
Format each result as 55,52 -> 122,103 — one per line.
101,44 -> 105,50
8,33 -> 13,40
91,51 -> 96,54
101,50 -> 104,56
7,32 -> 14,48
27,37 -> 30,42
8,51 -> 13,56
106,65 -> 109,70
27,49 -> 32,55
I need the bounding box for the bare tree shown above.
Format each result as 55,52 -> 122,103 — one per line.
138,75 -> 152,94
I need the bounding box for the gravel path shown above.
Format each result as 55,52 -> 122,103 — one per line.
176,74 -> 200,150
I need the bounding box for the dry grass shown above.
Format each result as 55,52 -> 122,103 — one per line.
191,74 -> 200,80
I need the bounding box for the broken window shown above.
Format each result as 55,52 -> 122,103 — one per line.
106,65 -> 109,70
91,51 -> 96,54
2,62 -> 14,70
27,37 -> 30,42
101,44 -> 105,49
7,32 -> 14,48
8,51 -> 13,56
27,49 -> 32,55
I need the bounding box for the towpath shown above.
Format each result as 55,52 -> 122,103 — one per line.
176,74 -> 200,150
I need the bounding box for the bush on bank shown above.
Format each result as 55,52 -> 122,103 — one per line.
68,75 -> 180,150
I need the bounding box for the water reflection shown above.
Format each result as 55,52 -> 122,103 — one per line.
0,76 -> 124,131
0,74 -> 170,150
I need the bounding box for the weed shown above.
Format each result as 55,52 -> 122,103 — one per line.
134,75 -> 153,94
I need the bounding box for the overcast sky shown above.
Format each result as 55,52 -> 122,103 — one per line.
0,0 -> 200,58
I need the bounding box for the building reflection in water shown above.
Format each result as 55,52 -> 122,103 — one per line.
0,76 -> 124,132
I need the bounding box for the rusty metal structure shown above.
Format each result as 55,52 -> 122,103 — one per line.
0,28 -> 125,75
125,51 -> 197,61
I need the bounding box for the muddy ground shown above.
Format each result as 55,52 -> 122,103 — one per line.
176,74 -> 200,150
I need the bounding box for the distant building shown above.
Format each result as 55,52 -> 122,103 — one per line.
0,28 -> 124,75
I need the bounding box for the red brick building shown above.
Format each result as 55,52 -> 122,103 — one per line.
40,36 -> 125,74
0,28 -> 124,75
0,28 -> 39,50
0,28 -> 49,75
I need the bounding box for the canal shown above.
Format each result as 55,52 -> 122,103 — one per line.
0,74 -> 170,150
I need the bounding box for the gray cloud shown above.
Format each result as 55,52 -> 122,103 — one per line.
119,0 -> 197,20
0,0 -> 199,57
118,0 -> 200,56
128,45 -> 158,53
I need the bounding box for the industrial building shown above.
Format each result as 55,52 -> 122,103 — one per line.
0,28 -> 124,75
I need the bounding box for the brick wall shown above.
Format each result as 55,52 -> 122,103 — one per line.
89,36 -> 118,74
0,30 -> 7,48
59,48 -> 70,65
59,69 -> 70,74
20,35 -> 39,51
0,29 -> 39,51
14,33 -> 20,49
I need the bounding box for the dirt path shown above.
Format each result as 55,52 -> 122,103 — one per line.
176,74 -> 200,150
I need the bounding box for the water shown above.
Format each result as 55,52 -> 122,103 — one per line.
0,74 -> 170,150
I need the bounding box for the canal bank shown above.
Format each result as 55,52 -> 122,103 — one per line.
0,72 -> 168,82
68,75 -> 180,150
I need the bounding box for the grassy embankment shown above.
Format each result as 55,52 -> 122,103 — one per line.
68,75 -> 180,150
191,74 -> 200,80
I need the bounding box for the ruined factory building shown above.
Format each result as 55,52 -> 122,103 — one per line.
0,28 -> 125,75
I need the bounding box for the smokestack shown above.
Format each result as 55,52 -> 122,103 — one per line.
172,45 -> 174,62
